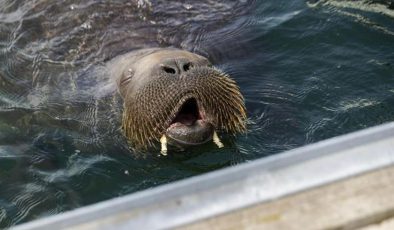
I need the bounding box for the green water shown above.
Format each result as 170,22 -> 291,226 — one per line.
0,0 -> 393,227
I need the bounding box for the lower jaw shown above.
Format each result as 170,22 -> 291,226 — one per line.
166,133 -> 213,146
165,120 -> 215,146
160,128 -> 224,154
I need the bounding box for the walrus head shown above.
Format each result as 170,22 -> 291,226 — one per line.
115,48 -> 246,151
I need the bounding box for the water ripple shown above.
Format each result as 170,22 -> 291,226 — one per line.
11,183 -> 46,225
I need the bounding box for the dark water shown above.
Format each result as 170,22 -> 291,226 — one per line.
0,0 -> 393,227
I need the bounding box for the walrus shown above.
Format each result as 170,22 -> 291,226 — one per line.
108,48 -> 247,153
0,0 -> 252,156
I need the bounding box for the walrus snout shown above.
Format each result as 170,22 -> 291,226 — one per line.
114,48 -> 247,151
166,98 -> 214,145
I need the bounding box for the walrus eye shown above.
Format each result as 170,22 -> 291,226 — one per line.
120,69 -> 134,85
183,62 -> 193,72
120,76 -> 132,86
162,66 -> 176,74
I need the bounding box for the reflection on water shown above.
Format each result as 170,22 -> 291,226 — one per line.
1,0 -> 394,227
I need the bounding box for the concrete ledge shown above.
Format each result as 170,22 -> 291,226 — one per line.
181,165 -> 394,230
12,122 -> 394,230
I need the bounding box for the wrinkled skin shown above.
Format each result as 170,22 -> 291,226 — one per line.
108,48 -> 246,149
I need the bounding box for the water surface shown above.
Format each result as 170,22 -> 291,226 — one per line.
0,0 -> 394,227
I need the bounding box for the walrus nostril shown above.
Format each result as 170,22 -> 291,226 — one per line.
163,66 -> 176,74
183,63 -> 192,72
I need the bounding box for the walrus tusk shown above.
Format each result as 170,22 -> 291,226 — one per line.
213,131 -> 224,148
160,135 -> 168,155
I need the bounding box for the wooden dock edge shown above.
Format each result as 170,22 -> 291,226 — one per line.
179,165 -> 394,230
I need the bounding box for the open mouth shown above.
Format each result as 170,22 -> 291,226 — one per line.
166,98 -> 214,146
170,98 -> 201,127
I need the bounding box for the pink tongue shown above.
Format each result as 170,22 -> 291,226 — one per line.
174,113 -> 197,126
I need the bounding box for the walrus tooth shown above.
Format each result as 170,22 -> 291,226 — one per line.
160,135 -> 168,155
213,131 -> 224,148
